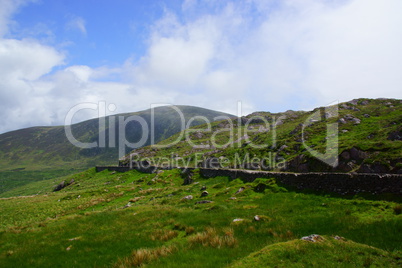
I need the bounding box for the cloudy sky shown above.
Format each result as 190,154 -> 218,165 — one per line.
0,0 -> 401,133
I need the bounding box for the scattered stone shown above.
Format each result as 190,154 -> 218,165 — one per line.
66,245 -> 72,251
182,195 -> 193,200
229,197 -> 237,200
333,235 -> 346,241
363,114 -> 370,118
254,215 -> 260,221
350,147 -> 368,161
340,151 -> 350,160
77,195 -> 81,199
352,118 -> 361,125
388,130 -> 402,141
235,187 -> 245,195
68,237 -> 81,241
110,171 -> 116,174
274,119 -> 284,126
201,185 -> 207,191
201,191 -> 209,197
348,99 -> 359,105
361,100 -> 369,105
338,118 -> 347,124
341,130 -> 348,133
195,200 -> 213,204
123,202 -> 131,209
233,218 -> 244,222
301,234 -> 324,242
54,181 -> 66,192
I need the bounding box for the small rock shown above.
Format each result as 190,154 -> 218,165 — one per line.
334,235 -> 346,241
338,118 -> 347,124
201,185 -> 207,191
123,202 -> 131,209
301,234 -> 324,242
66,245 -> 72,251
233,218 -> 244,222
254,215 -> 260,221
363,114 -> 370,118
195,200 -> 213,204
229,197 -> 237,200
201,191 -> 209,197
182,195 -> 193,200
235,187 -> 245,195
352,118 -> 361,125
77,195 -> 81,199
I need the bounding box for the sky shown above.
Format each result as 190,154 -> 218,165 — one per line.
0,0 -> 401,133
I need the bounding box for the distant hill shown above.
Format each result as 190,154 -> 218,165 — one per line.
0,105 -> 234,170
123,98 -> 402,173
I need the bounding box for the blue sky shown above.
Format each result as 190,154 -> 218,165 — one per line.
0,0 -> 402,133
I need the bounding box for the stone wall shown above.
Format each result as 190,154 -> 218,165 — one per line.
95,166 -> 402,195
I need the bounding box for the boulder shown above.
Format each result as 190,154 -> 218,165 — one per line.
301,234 -> 324,242
349,147 -> 368,161
338,118 -> 347,124
182,195 -> 193,200
201,191 -> 209,197
340,151 -> 350,160
54,181 -> 66,192
235,187 -> 245,195
352,118 -> 361,125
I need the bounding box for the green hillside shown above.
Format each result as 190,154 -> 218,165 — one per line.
122,98 -> 402,173
0,168 -> 400,267
0,105 -> 233,171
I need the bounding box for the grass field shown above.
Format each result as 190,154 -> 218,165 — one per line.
0,168 -> 401,267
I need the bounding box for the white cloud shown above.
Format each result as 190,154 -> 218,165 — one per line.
66,16 -> 87,35
1,0 -> 402,134
0,0 -> 31,37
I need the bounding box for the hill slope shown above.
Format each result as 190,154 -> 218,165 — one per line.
0,168 -> 401,266
123,98 -> 402,173
0,105 -> 234,171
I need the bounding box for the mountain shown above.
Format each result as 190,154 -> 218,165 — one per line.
123,98 -> 402,173
0,105 -> 235,171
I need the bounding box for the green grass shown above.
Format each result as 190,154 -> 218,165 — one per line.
0,168 -> 401,267
0,169 -> 83,197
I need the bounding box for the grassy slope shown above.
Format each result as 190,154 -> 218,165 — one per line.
0,106 -> 233,196
0,168 -> 401,267
124,98 -> 402,172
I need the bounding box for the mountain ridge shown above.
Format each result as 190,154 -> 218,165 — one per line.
0,105 -> 235,171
